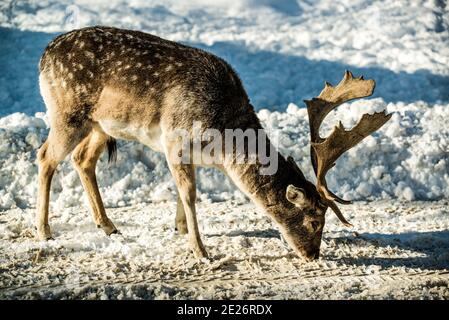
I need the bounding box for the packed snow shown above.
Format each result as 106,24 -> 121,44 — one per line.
0,0 -> 448,299
1,200 -> 448,299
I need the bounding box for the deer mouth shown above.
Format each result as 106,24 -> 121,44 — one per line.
304,249 -> 320,261
291,243 -> 320,261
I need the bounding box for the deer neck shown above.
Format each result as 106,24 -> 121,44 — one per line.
226,151 -> 295,219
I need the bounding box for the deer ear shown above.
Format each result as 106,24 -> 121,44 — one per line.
286,185 -> 307,206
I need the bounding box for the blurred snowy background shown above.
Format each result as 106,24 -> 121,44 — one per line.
0,0 -> 448,209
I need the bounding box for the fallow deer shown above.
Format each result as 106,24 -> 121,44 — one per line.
37,26 -> 391,261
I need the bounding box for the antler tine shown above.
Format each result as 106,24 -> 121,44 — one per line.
327,201 -> 353,227
312,111 -> 392,203
305,71 -> 391,226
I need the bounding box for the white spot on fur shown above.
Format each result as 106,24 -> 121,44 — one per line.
77,84 -> 86,93
85,51 -> 95,59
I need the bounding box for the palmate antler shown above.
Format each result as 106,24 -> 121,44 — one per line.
305,71 -> 392,226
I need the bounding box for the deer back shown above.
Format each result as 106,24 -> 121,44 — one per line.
39,26 -> 252,133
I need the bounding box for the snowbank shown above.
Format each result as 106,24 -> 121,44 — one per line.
0,98 -> 448,210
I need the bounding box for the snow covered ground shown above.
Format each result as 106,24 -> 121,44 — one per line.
1,200 -> 448,299
0,0 -> 448,299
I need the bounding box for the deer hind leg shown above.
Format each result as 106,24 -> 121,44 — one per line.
175,194 -> 188,235
36,128 -> 87,240
71,128 -> 117,235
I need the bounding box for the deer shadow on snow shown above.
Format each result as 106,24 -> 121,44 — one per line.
193,41 -> 449,109
326,230 -> 449,271
214,228 -> 449,271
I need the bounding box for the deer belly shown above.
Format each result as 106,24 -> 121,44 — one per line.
98,119 -> 163,152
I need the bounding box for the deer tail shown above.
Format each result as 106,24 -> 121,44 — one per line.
106,137 -> 117,164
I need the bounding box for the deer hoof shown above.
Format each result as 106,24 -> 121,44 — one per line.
99,219 -> 118,236
192,246 -> 209,259
175,223 -> 188,235
36,224 -> 52,241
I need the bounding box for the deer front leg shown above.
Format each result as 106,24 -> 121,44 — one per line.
175,194 -> 188,235
165,160 -> 208,259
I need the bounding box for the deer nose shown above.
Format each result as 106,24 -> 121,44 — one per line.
305,249 -> 320,261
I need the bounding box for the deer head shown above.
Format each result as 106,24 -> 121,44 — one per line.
281,71 -> 391,261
